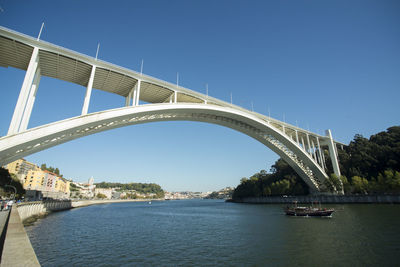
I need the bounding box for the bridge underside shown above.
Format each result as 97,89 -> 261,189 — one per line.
0,104 -> 332,192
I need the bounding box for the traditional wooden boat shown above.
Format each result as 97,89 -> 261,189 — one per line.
284,201 -> 334,217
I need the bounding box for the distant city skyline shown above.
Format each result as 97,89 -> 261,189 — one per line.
1,1 -> 399,191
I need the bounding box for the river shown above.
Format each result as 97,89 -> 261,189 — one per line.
26,199 -> 400,266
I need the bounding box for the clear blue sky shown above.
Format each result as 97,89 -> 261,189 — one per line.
0,0 -> 399,192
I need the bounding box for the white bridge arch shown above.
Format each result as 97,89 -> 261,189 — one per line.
0,26 -> 344,193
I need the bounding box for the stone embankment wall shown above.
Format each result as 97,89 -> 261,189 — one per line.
235,195 -> 400,204
17,201 -> 72,221
17,198 -> 164,221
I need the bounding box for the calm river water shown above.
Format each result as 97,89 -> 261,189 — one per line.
26,199 -> 400,266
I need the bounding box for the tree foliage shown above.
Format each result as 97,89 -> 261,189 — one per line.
41,163 -> 62,177
70,183 -> 79,192
232,159 -> 309,199
326,126 -> 400,180
0,167 -> 25,198
96,193 -> 107,199
232,126 -> 400,199
333,126 -> 400,194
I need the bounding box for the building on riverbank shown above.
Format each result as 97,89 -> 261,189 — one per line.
71,177 -> 96,199
23,166 -> 44,191
5,158 -> 38,183
21,165 -> 70,200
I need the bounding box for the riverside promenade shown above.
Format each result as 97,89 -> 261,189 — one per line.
1,206 -> 40,267
0,199 -> 163,266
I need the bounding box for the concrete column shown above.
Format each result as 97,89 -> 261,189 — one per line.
132,85 -> 137,106
174,91 -> 178,103
316,137 -> 324,170
321,145 -> 327,170
125,88 -> 133,107
125,93 -> 130,107
81,65 -> 96,115
326,129 -> 341,178
135,80 -> 141,106
306,134 -> 312,156
282,125 -> 285,134
8,47 -> 39,135
311,140 -> 317,161
295,130 -> 299,145
301,137 -> 306,151
20,67 -> 41,132
130,88 -> 134,106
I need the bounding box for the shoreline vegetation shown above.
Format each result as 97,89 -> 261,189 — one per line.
232,126 -> 400,202
227,194 -> 400,204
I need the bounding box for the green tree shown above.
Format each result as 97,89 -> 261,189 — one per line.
351,176 -> 369,194
263,186 -> 271,196
240,177 -> 248,184
70,183 -> 79,192
323,179 -> 335,193
382,170 -> 400,193
368,177 -> 380,194
329,174 -> 342,193
340,175 -> 351,194
96,193 -> 107,199
0,167 -> 25,198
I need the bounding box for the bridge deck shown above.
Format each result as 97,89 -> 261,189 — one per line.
0,26 -> 343,148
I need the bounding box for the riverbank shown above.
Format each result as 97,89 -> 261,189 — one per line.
230,194 -> 400,204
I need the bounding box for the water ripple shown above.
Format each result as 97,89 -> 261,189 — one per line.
26,200 -> 400,267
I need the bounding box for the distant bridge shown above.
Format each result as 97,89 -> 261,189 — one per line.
0,26 -> 344,193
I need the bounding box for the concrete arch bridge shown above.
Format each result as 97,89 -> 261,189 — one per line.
0,27 -> 344,193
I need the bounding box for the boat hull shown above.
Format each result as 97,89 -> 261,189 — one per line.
284,208 -> 334,217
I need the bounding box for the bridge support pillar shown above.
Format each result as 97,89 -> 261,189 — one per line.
311,140 -> 317,161
20,67 -> 41,131
316,137 -> 324,171
132,85 -> 137,106
326,129 -> 343,194
125,88 -> 134,107
135,80 -> 141,106
306,134 -> 312,156
8,47 -> 39,135
82,65 -> 96,115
